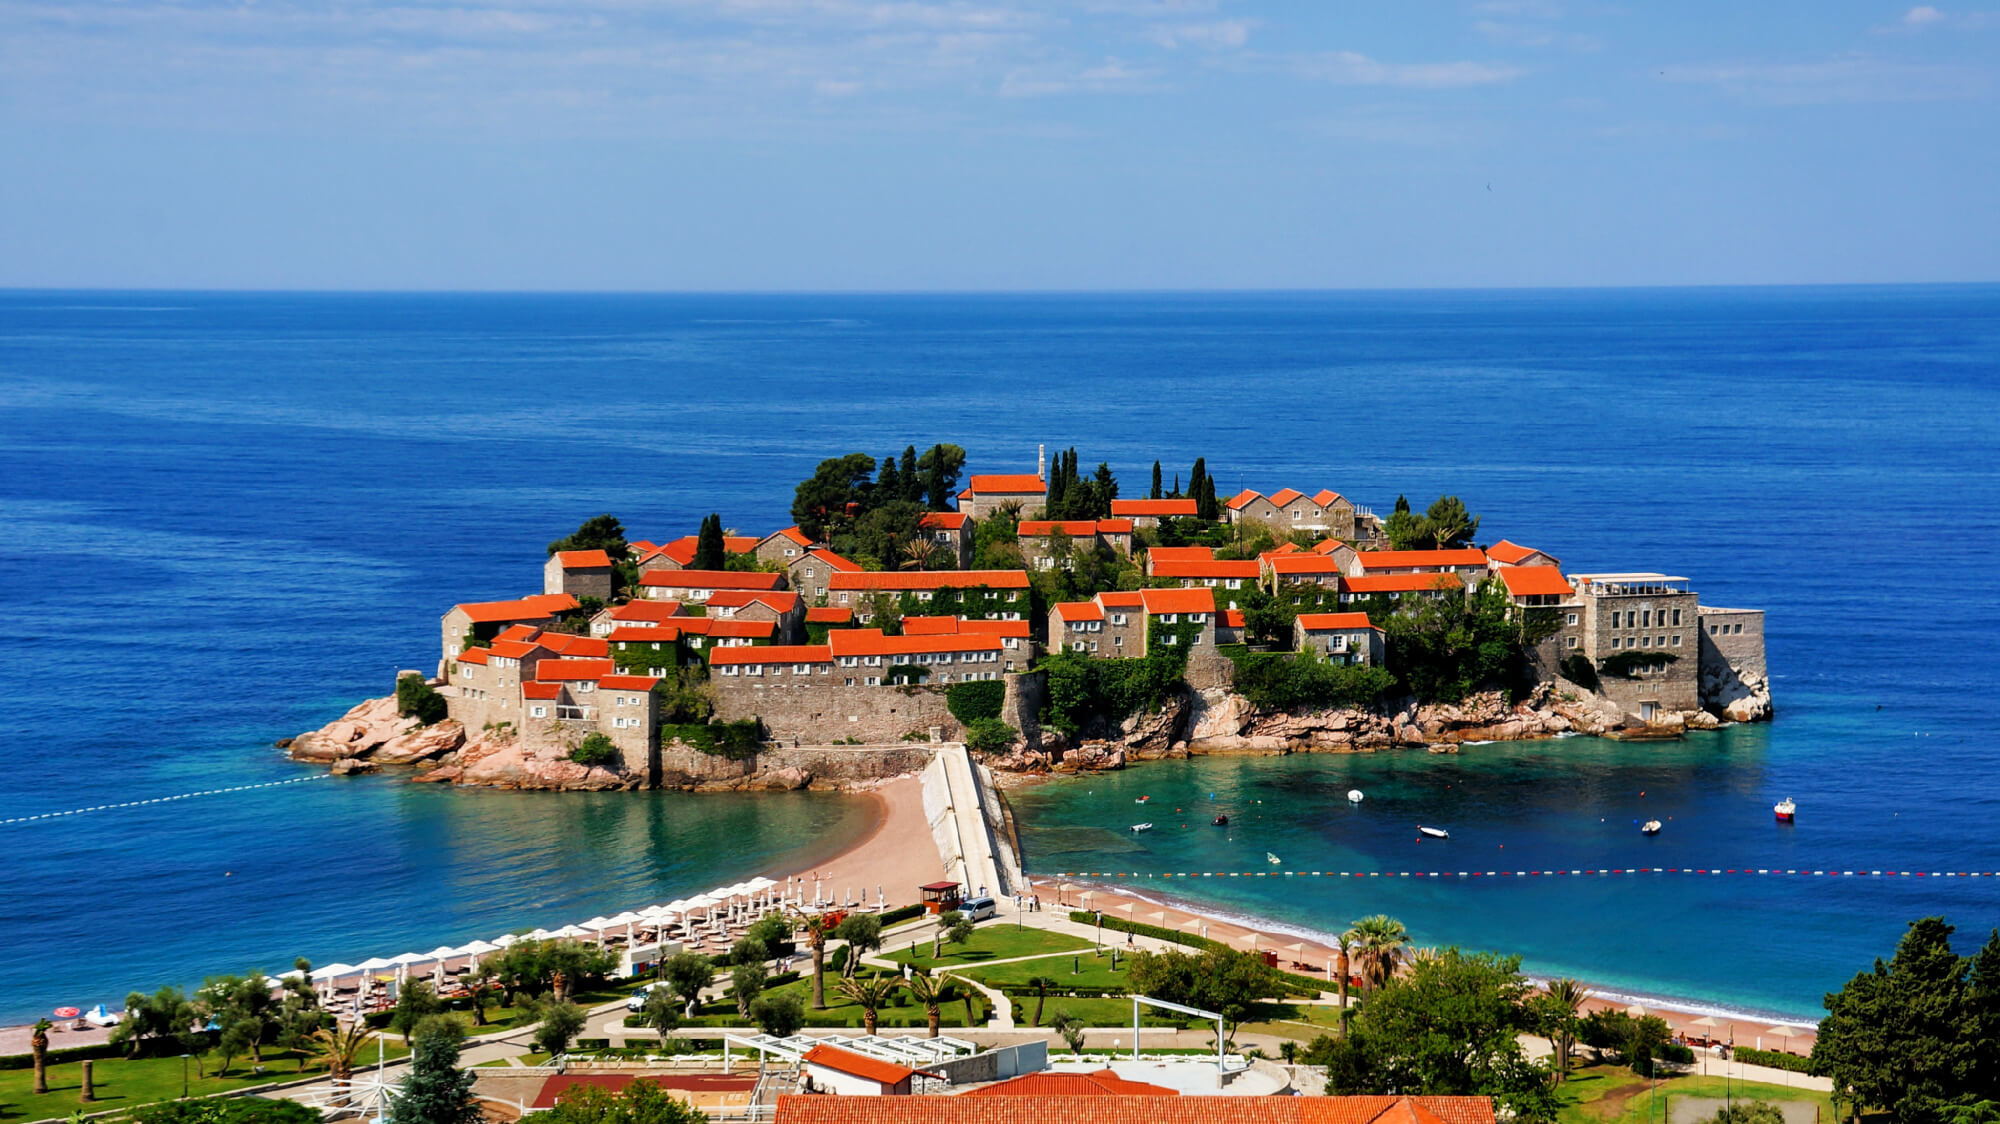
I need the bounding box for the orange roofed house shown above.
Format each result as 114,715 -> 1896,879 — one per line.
441,624 -> 662,777
1294,612 -> 1386,666
440,593 -> 579,663
1224,489 -> 1362,540
543,549 -> 614,602
1109,497 -> 1198,529
636,533 -> 762,573
639,568 -> 787,604
826,570 -> 1031,621
957,473 -> 1047,521
919,511 -> 974,568
1048,587 -> 1217,660
1016,519 -> 1134,569
773,1094 -> 1495,1124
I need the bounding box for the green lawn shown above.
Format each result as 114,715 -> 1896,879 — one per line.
955,950 -> 1131,990
1555,1065 -> 1835,1124
636,969 -> 992,1030
1021,996 -> 1189,1029
883,923 -> 1092,968
0,1037 -> 407,1124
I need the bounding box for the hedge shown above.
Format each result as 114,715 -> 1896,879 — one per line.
662,719 -> 762,760
946,680 -> 1006,724
879,904 -> 926,926
1733,1046 -> 1816,1074
1066,910 -> 1326,997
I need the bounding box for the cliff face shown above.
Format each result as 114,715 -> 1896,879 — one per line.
287,696 -> 635,791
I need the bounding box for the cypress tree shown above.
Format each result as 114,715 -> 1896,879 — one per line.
694,514 -> 727,570
1046,454 -> 1068,518
1093,463 -> 1118,518
1188,458 -> 1207,507
1171,473 -> 1181,498
388,1018 -> 480,1124
901,446 -> 922,505
878,452 -> 903,503
1196,474 -> 1219,521
1150,461 -> 1163,500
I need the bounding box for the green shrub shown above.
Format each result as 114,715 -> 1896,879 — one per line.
396,676 -> 448,725
1599,650 -> 1679,680
879,904 -> 925,926
885,663 -> 930,685
134,1101 -> 324,1124
1559,654 -> 1600,690
1732,1046 -> 1815,1074
662,719 -> 762,760
946,680 -> 1006,723
964,717 -> 1018,753
1231,651 -> 1396,711
1658,1041 -> 1695,1064
1064,911 -> 1322,996
569,733 -> 619,768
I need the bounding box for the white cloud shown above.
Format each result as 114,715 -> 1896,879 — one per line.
1146,19 -> 1253,49
1665,55 -> 1989,103
1298,50 -> 1524,88
1904,5 -> 1946,24
999,55 -> 1154,96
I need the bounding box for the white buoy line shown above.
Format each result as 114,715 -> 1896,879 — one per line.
1,774 -> 332,825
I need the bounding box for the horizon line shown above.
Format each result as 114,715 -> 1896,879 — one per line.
3,280 -> 1998,298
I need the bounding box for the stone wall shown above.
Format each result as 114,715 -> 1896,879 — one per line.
1698,607 -> 1766,678
654,741 -> 936,789
712,671 -> 1039,746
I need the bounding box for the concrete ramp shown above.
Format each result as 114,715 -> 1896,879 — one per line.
920,744 -> 1021,899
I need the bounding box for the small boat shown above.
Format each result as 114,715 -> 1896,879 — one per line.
1641,820 -> 1662,836
1347,789 -> 1365,804
1266,852 -> 1282,865
1775,797 -> 1796,823
1212,814 -> 1229,826
1130,822 -> 1153,833
1135,796 -> 1150,804
1419,826 -> 1449,839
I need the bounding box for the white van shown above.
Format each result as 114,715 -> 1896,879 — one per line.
962,895 -> 997,922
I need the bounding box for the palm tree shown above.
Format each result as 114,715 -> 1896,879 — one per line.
1544,978 -> 1590,1082
901,538 -> 937,571
1025,976 -> 1057,1027
1334,932 -> 1356,1037
30,1018 -> 51,1094
836,976 -> 901,1036
1348,915 -> 1413,991
1049,1010 -> 1086,1057
904,973 -> 958,1039
802,914 -> 832,1010
307,1020 -> 371,1082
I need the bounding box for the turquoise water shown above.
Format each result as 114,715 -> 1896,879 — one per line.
3,287 -> 1998,1022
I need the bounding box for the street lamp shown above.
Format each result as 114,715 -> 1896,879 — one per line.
181,1053 -> 190,1099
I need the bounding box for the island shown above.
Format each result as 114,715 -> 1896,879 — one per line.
290,444 -> 1771,791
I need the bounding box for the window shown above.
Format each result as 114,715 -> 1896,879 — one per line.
1071,641 -> 1085,652
689,637 -> 704,648
865,656 -> 881,666
1672,635 -> 1681,647
1611,637 -> 1621,649
865,676 -> 880,686
1567,636 -> 1579,649
796,664 -> 813,674
1225,579 -> 1241,590
839,656 -> 858,667
1734,623 -> 1743,634
746,665 -> 763,676
1110,613 -> 1127,625
1643,610 -> 1652,627
844,677 -> 855,686
1161,634 -> 1177,645
719,665 -> 738,676
1640,635 -> 1650,647
1161,613 -> 1178,624
917,592 -> 933,602
530,705 -> 547,718
1089,641 -> 1098,652
1671,609 -> 1681,625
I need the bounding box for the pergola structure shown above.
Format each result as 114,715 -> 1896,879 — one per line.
1126,995 -> 1247,1074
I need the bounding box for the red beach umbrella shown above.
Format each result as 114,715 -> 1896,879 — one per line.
53,1007 -> 80,1018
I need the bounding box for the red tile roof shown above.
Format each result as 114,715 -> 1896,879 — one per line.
1268,488 -> 1305,506
522,681 -> 561,700
1313,539 -> 1353,555
1147,546 -> 1217,563
1263,543 -> 1303,556
1312,490 -> 1347,508
452,594 -> 578,623
1225,489 -> 1263,511
768,526 -> 815,548
1018,520 -> 1102,537
488,639 -> 541,659
1345,572 -> 1465,594
683,618 -> 778,639
538,634 -> 610,658
455,648 -> 491,665
1111,499 -> 1199,517
536,658 -> 615,681
705,590 -> 804,613
963,1069 -> 1178,1097
496,624 -> 541,642
1298,611 -> 1378,632
639,570 -> 787,591
1054,601 -> 1105,623
953,617 -> 1032,638
1484,539 -> 1553,566
773,1095 -> 1495,1124
1267,554 -> 1346,575
609,601 -> 688,622
967,474 -> 1047,494
799,1044 -> 918,1086
1221,608 -> 1245,628
1354,549 -> 1488,570
805,607 -> 854,624
1151,559 -> 1261,580
1140,587 -> 1216,615
598,675 -> 662,690
901,616 -> 962,635
827,629 -> 1004,658
829,570 -> 1030,591
806,549 -> 864,573
1497,566 -> 1574,598
1096,518 -> 1134,534
607,626 -> 683,643
710,645 -> 833,666
552,549 -> 613,569
1097,591 -> 1145,609
919,512 -> 970,530
655,534 -> 762,566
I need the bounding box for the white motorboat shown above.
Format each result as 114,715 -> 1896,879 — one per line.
1419,826 -> 1449,839
1775,797 -> 1797,823
1641,820 -> 1662,836
1266,852 -> 1282,865
1130,822 -> 1153,833
1347,789 -> 1365,803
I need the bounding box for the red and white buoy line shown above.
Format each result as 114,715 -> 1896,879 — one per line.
1050,866 -> 2000,880
0,774 -> 331,825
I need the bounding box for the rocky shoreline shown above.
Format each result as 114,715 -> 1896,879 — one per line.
289,669 -> 1773,790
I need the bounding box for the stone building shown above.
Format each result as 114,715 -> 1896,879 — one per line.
1148,557 -> 1260,608
1568,573 -> 1702,722
637,534 -> 760,573
903,615 -> 1035,671
918,512 -> 974,568
753,526 -> 816,569
1338,572 -> 1464,605
1294,611 -> 1386,665
1049,587 -> 1218,658
638,568 -> 787,604
788,549 -> 863,601
1109,497 -> 1197,529
1224,488 -> 1358,539
589,599 -> 687,636
826,570 -> 1032,618
703,589 -> 806,643
1495,565 -> 1573,608
542,550 -> 614,602
1015,519 -> 1133,570
1262,551 -> 1346,593
956,474 -> 1046,520
443,626 -> 660,773
1485,540 -> 1561,570
1346,548 -> 1490,582
439,593 -> 577,662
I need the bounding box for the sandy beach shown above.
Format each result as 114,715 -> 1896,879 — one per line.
784,774 -> 945,910
1025,874 -> 1817,1056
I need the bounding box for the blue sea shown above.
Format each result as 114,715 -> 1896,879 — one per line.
2,287 -> 1997,1025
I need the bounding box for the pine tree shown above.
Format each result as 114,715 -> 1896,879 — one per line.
1188,458 -> 1208,514
694,514 -> 727,571
388,1018 -> 480,1124
878,451 -> 903,502
1093,463 -> 1119,518
1151,461 -> 1163,500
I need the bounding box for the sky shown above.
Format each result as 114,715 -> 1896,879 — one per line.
1,1 -> 1996,290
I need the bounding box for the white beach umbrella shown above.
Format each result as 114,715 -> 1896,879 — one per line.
310,963 -> 359,982
491,933 -> 521,948
1688,1015 -> 1724,1074
552,924 -> 591,939
355,957 -> 397,972
424,945 -> 459,960
526,928 -> 555,940
746,876 -> 777,891
582,916 -> 616,931
1235,932 -> 1264,951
